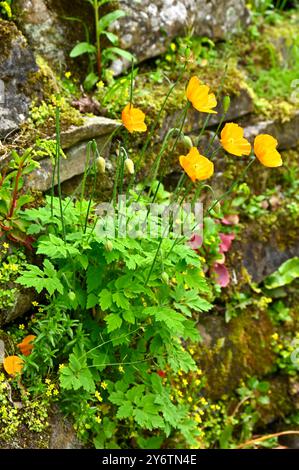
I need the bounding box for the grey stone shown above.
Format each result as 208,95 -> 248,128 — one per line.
59,116 -> 121,150
13,1 -> 250,71
0,285 -> 35,327
25,135 -> 113,192
244,111 -> 299,150
0,19 -> 38,139
111,0 -> 250,71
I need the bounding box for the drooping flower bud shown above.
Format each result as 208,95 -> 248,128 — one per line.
68,291 -> 76,302
97,156 -> 106,174
161,272 -> 169,285
125,158 -> 135,175
223,95 -> 231,114
105,240 -> 113,252
181,135 -> 193,150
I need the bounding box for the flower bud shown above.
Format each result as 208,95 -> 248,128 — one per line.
68,291 -> 76,302
105,240 -> 113,252
96,156 -> 106,174
161,272 -> 169,285
223,95 -> 231,114
125,158 -> 135,175
181,135 -> 193,150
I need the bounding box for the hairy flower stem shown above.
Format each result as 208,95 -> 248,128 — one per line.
127,66 -> 186,193
148,102 -> 190,204
7,156 -> 27,220
55,106 -> 66,242
207,157 -> 256,215
94,0 -> 101,78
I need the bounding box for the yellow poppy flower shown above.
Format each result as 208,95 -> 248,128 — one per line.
254,134 -> 282,167
3,356 -> 24,376
121,104 -> 147,133
186,76 -> 217,114
220,123 -> 251,157
179,147 -> 214,182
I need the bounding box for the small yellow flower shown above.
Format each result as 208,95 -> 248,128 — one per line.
97,80 -> 105,89
271,333 -> 279,341
59,364 -> 65,370
187,396 -> 193,403
182,378 -> 188,387
170,43 -> 177,51
254,134 -> 282,167
95,416 -> 102,424
195,379 -> 201,386
220,123 -> 251,157
95,391 -> 103,402
186,76 -> 217,114
179,147 -> 214,182
165,54 -> 172,62
65,71 -> 72,79
118,366 -> 124,373
19,324 -> 25,330
100,381 -> 108,390
32,301 -> 39,307
3,243 -> 9,249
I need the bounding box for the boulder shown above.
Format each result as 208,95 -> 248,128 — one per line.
13,1 -> 250,71
112,1 -> 250,70
25,116 -> 120,192
0,19 -> 38,139
244,111 -> 299,150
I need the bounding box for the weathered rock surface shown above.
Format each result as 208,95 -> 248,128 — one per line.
13,0 -> 250,71
59,116 -> 120,150
112,1 -> 250,69
25,116 -> 120,192
0,19 -> 38,139
0,285 -> 35,327
12,0 -> 104,69
244,111 -> 299,150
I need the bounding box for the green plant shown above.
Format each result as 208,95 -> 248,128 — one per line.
264,257 -> 299,289
0,0 -> 12,19
0,149 -> 39,247
0,245 -> 27,311
17,192 -> 213,446
69,0 -> 135,89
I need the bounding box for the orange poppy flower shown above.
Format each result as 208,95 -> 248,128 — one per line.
179,147 -> 214,182
17,335 -> 36,356
3,356 -> 24,376
254,134 -> 282,167
121,104 -> 147,133
220,123 -> 251,157
186,76 -> 217,114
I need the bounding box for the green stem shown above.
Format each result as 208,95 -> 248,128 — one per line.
207,157 -> 256,215
126,66 -> 186,193
55,106 -> 66,242
94,0 -> 101,78
84,141 -> 98,233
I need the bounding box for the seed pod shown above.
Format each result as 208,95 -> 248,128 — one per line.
125,158 -> 135,175
223,95 -> 231,114
161,272 -> 169,285
96,156 -> 106,174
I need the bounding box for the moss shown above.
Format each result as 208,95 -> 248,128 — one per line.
196,309 -> 276,400
0,18 -> 19,60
